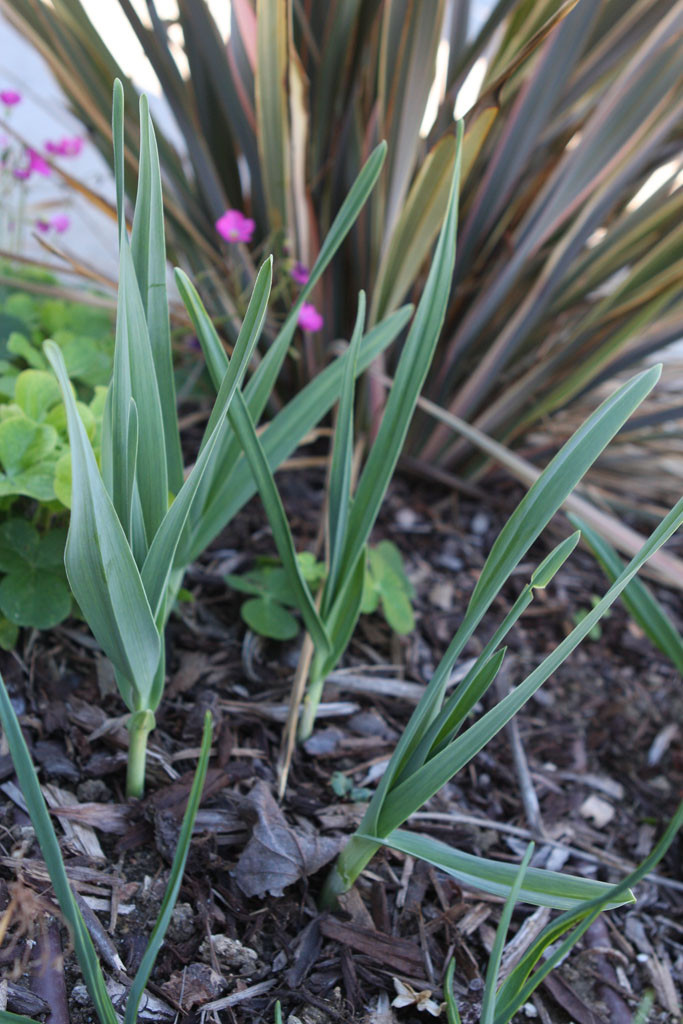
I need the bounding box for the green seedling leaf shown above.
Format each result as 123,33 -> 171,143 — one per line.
373,829 -> 631,911
444,957 -> 462,1024
571,514 -> 683,674
131,93 -> 184,494
365,541 -> 415,634
377,494 -> 683,837
326,292 -> 365,604
179,306 -> 413,565
241,597 -> 300,640
176,271 -> 330,655
140,258 -> 273,621
369,365 -> 662,821
44,340 -> 161,708
0,672 -> 118,1024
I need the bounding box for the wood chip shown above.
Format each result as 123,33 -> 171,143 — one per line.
42,784 -> 105,859
579,795 -> 615,829
319,917 -> 425,977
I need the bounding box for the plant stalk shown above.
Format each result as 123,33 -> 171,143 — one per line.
320,832 -> 380,909
298,657 -> 326,741
126,710 -> 156,799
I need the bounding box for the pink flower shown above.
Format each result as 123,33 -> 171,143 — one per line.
13,167 -> 30,180
297,303 -> 324,333
36,214 -> 70,233
28,149 -> 50,176
0,90 -> 21,106
291,261 -> 310,285
215,208 -> 255,244
45,136 -> 83,157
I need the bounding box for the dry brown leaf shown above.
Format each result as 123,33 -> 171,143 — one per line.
234,781 -> 341,897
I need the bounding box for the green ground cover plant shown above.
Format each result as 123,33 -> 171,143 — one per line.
0,267 -> 113,645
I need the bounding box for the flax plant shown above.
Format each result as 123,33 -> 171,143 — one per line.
46,82 -> 409,796
4,0 -> 683,519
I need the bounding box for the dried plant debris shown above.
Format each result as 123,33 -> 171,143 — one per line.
235,781 -> 342,897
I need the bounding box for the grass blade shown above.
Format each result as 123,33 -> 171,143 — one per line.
0,673 -> 117,1024
125,712 -> 213,1024
370,830 -> 628,911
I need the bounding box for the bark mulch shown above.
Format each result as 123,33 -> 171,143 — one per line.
0,474 -> 681,1024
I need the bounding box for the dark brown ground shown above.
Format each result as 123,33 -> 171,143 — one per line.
0,472 -> 681,1024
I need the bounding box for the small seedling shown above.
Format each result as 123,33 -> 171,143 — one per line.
573,595 -> 610,641
226,540 -> 414,640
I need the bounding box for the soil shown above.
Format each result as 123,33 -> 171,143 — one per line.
0,471 -> 681,1024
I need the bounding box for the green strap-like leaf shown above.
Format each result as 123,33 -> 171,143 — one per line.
141,259 -> 272,618
0,673 -> 117,1024
399,532 -> 581,781
367,829 -> 630,912
177,270 -> 330,654
493,800 -> 683,1024
377,494 -> 683,835
481,843 -> 535,1024
44,341 -> 160,708
339,121 -> 464,575
326,291 -> 365,606
131,94 -> 184,494
364,364 -> 660,832
181,305 -> 412,565
570,514 -> 683,674
125,712 -> 213,1024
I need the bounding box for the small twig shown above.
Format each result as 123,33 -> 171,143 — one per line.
277,632 -> 316,798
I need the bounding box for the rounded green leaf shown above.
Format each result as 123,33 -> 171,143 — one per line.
241,597 -> 300,640
14,369 -> 62,421
0,565 -> 72,628
0,519 -> 40,571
